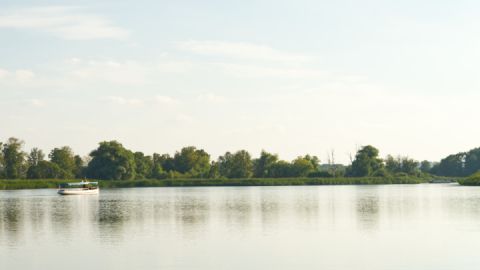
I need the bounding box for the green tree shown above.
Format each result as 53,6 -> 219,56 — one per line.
291,156 -> 315,177
27,160 -> 68,179
173,146 -> 210,177
253,150 -> 278,177
28,148 -> 45,167
151,153 -> 168,179
154,153 -> 175,172
401,157 -> 419,175
419,161 -> 432,173
436,153 -> 465,176
0,142 -> 3,177
3,137 -> 27,179
73,155 -> 86,178
218,150 -> 253,178
49,146 -> 76,178
208,161 -> 220,178
86,141 -> 136,180
372,167 -> 391,177
134,152 -> 153,179
464,148 -> 480,176
433,148 -> 480,177
303,154 -> 320,169
269,161 -> 294,177
347,145 -> 383,177
385,155 -> 401,173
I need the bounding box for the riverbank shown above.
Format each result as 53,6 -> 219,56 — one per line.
456,171 -> 480,186
0,176 -> 444,190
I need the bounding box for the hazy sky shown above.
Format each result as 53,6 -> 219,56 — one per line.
1,0 -> 479,163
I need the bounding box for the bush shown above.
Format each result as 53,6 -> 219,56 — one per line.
308,171 -> 333,178
0,176 -> 431,190
372,168 -> 391,177
458,171 -> 480,185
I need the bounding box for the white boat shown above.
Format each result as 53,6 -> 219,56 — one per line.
57,181 -> 99,195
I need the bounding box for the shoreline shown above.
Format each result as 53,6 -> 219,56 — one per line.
0,177 -> 458,190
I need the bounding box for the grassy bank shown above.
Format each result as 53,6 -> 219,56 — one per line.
458,173 -> 480,186
0,179 -> 70,190
458,179 -> 476,186
0,176 -> 435,190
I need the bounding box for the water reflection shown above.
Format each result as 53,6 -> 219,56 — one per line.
50,197 -> 74,235
152,200 -> 172,224
174,194 -> 209,232
443,186 -> 480,220
259,190 -> 280,227
28,198 -> 46,232
0,198 -> 23,246
222,189 -> 252,228
95,199 -> 131,244
293,191 -> 320,225
97,199 -> 130,224
355,188 -> 380,231
1,198 -> 22,232
3,184 -> 480,270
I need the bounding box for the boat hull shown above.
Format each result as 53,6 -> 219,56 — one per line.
57,189 -> 99,195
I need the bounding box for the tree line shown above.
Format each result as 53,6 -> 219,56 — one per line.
0,137 -> 455,181
430,147 -> 480,177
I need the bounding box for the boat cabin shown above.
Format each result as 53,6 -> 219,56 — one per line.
57,181 -> 99,195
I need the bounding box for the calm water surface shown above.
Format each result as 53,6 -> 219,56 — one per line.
1,184 -> 480,270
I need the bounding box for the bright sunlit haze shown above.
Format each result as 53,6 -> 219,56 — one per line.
1,0 -> 480,163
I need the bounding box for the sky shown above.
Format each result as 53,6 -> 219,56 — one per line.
1,0 -> 480,163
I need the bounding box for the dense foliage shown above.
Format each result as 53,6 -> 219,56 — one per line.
346,145 -> 383,177
458,172 -> 480,186
0,176 -> 430,190
432,148 -> 480,177
86,141 -> 136,180
0,137 -> 448,181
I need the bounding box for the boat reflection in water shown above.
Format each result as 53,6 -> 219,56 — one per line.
57,181 -> 99,195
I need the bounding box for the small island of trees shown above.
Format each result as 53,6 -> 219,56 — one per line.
0,137 -> 477,189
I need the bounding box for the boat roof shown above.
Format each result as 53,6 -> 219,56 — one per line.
66,181 -> 98,186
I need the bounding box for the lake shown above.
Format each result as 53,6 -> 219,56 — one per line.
1,184 -> 480,270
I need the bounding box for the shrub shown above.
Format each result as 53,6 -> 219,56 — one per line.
308,171 -> 333,178
458,171 -> 480,185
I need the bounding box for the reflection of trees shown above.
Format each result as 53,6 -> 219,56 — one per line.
174,195 -> 209,229
260,192 -> 280,226
97,199 -> 131,224
223,194 -> 252,228
355,190 -> 380,231
94,199 -> 132,244
28,198 -> 46,231
50,197 -> 74,235
153,201 -> 172,223
0,198 -> 23,244
444,186 -> 480,219
293,192 -> 319,224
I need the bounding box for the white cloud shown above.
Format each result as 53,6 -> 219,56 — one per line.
104,96 -> 143,106
177,40 -> 308,62
213,63 -> 330,79
102,95 -> 180,107
175,113 -> 194,123
221,124 -> 287,136
0,68 -> 36,84
0,6 -> 129,40
68,59 -> 147,85
63,58 -> 198,85
15,69 -> 35,82
196,93 -> 228,104
0,68 -> 9,79
28,99 -> 46,107
157,61 -> 194,73
155,95 -> 180,105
